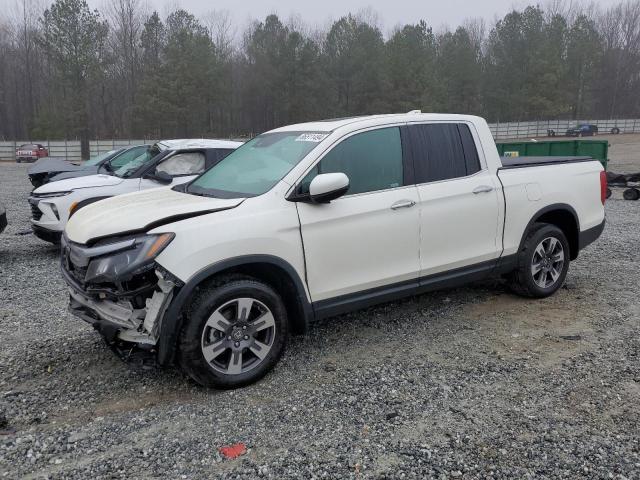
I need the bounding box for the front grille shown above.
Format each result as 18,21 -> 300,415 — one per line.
29,199 -> 42,221
67,262 -> 88,285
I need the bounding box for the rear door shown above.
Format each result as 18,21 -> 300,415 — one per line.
295,126 -> 420,302
407,122 -> 502,277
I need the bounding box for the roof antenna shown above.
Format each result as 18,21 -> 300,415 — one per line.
407,109 -> 422,114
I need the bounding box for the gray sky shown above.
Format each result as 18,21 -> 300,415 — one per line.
149,0 -> 620,32
1,0 -> 623,33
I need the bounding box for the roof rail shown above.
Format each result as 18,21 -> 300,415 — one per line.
407,109 -> 422,114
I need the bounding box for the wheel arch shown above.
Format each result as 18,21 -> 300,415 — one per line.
157,255 -> 313,366
520,204 -> 580,260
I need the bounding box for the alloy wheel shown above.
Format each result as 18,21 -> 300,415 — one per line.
531,237 -> 565,289
201,297 -> 276,375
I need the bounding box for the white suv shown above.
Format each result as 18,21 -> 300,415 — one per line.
61,113 -> 605,388
29,139 -> 241,243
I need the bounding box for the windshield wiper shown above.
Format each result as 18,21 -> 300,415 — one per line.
172,184 -> 216,197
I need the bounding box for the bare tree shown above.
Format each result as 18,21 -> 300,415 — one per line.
202,9 -> 235,57
105,0 -> 143,135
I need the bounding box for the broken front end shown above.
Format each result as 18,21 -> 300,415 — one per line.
60,233 -> 180,359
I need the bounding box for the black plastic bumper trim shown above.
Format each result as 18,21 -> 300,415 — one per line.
31,224 -> 62,244
579,219 -> 606,250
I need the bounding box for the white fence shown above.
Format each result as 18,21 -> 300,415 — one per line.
0,139 -> 155,162
2,118 -> 640,161
488,118 -> 640,140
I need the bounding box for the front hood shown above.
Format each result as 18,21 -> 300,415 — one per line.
34,174 -> 123,194
28,157 -> 82,175
49,166 -> 100,183
66,187 -> 246,244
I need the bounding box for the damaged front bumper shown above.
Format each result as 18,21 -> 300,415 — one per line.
66,270 -> 175,346
60,233 -> 180,354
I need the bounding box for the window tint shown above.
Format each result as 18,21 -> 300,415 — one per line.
156,152 -> 205,176
301,127 -> 403,196
408,123 -> 481,183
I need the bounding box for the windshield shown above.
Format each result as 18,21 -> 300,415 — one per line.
114,145 -> 161,178
187,131 -> 328,198
84,149 -> 119,166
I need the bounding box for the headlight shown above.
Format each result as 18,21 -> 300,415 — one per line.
34,191 -> 72,198
84,233 -> 175,284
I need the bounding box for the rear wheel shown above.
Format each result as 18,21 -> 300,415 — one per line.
178,276 -> 288,388
509,223 -> 570,298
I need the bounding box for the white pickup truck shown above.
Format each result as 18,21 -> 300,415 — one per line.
60,113 -> 606,388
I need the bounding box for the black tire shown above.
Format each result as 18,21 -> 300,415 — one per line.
508,223 -> 570,298
623,188 -> 640,201
16,158 -> 21,163
178,275 -> 288,388
611,127 -> 620,135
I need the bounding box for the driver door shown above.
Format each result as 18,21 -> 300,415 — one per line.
295,126 -> 420,305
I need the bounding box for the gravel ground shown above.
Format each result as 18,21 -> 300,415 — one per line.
1,161 -> 639,479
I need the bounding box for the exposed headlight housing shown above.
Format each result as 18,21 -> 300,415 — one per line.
84,233 -> 175,284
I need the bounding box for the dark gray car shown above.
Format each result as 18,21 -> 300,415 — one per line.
28,145 -> 151,188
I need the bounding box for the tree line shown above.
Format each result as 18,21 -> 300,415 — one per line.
1,0 -> 640,150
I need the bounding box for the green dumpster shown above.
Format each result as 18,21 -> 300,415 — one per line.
496,140 -> 609,170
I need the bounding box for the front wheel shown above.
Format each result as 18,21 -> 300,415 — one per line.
178,276 -> 288,388
509,223 -> 570,298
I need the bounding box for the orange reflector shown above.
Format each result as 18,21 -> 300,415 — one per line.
145,233 -> 174,259
69,202 -> 79,215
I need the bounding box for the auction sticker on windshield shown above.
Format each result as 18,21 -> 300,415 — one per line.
296,133 -> 329,142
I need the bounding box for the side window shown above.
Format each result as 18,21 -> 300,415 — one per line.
458,124 -> 481,176
155,152 -> 206,176
408,123 -> 481,183
110,147 -> 147,168
300,127 -> 403,196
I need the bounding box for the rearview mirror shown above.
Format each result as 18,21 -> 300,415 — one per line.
143,171 -> 172,185
309,173 -> 349,204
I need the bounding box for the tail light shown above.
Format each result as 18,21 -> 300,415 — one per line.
600,171 -> 607,205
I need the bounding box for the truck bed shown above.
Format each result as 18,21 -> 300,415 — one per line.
496,157 -> 605,259
500,156 -> 594,169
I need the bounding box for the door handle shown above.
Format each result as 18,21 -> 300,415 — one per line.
390,200 -> 416,210
473,185 -> 494,194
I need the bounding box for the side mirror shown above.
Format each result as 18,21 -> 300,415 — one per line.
309,173 -> 349,204
144,171 -> 172,185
